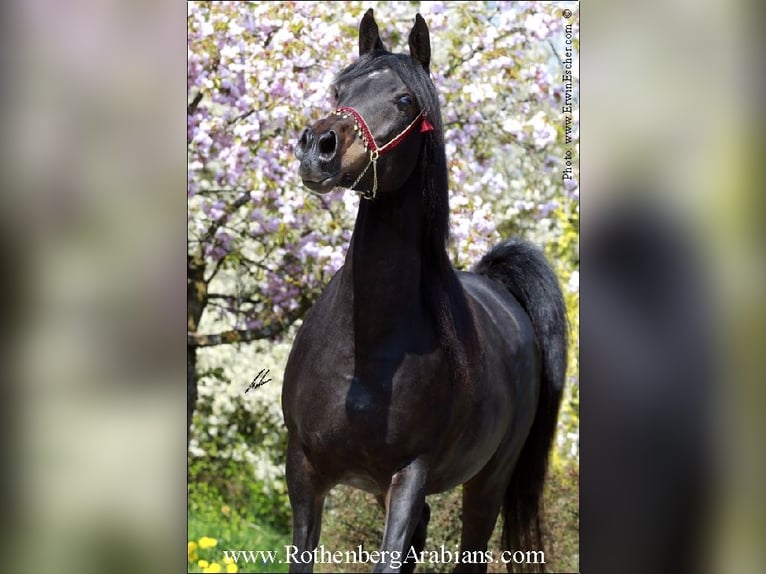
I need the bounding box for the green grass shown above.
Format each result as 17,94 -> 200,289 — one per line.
188,463 -> 577,573
188,495 -> 291,573
318,463 -> 579,573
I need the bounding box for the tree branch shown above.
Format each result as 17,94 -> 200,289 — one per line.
204,249 -> 230,284
197,191 -> 253,283
189,327 -> 276,348
547,39 -> 565,72
443,27 -> 525,79
188,91 -> 204,116
227,108 -> 256,126
208,293 -> 263,307
202,191 -> 251,244
317,194 -> 341,221
187,301 -> 309,348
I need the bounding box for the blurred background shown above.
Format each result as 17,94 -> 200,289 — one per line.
582,1 -> 765,573
0,1 -> 762,574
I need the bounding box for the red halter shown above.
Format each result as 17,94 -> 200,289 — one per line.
334,105 -> 434,199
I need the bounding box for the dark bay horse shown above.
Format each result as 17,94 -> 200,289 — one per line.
282,9 -> 567,573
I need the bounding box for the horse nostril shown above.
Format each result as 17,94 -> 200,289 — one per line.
298,129 -> 310,148
296,128 -> 312,159
318,130 -> 337,157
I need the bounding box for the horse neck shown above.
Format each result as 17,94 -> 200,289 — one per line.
343,173 -> 430,349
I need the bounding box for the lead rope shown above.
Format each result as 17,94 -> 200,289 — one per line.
334,106 -> 433,200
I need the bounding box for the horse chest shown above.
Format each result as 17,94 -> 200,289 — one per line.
292,352 -> 450,474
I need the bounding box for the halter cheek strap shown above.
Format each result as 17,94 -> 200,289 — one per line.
334,105 -> 434,200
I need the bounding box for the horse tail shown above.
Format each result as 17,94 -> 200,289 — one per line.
473,238 -> 568,572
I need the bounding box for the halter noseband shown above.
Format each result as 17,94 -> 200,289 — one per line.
334,105 -> 434,200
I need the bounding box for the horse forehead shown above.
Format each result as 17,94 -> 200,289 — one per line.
365,69 -> 386,79
348,67 -> 401,89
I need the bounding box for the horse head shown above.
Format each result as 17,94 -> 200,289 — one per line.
295,9 -> 436,200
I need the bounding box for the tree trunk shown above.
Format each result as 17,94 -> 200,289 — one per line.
187,253 -> 208,446
187,345 -> 198,446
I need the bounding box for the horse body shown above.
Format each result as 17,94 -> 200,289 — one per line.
283,209 -> 541,498
282,9 -> 566,573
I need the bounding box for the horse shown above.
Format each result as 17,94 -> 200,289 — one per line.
282,9 -> 567,573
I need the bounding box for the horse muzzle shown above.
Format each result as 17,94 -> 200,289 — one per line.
295,124 -> 343,193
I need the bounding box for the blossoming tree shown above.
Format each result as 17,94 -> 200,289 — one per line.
187,0 -> 579,465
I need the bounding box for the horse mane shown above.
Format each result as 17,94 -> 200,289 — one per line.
336,52 -> 478,386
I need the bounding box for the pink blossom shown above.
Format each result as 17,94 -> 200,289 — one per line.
188,1 -> 579,335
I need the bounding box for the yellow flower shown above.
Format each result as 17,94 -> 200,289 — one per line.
198,559 -> 209,568
222,556 -> 233,564
202,562 -> 222,573
198,536 -> 218,549
221,505 -> 231,516
188,541 -> 198,562
226,564 -> 238,573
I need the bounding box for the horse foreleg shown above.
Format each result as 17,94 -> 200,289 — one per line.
374,458 -> 428,573
400,502 -> 430,574
285,436 -> 327,574
378,494 -> 430,574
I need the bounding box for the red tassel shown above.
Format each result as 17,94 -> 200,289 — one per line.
420,115 -> 434,133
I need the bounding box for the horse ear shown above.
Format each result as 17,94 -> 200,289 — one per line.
408,14 -> 431,72
359,8 -> 385,56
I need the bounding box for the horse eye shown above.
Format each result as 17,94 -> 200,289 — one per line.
397,95 -> 413,108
